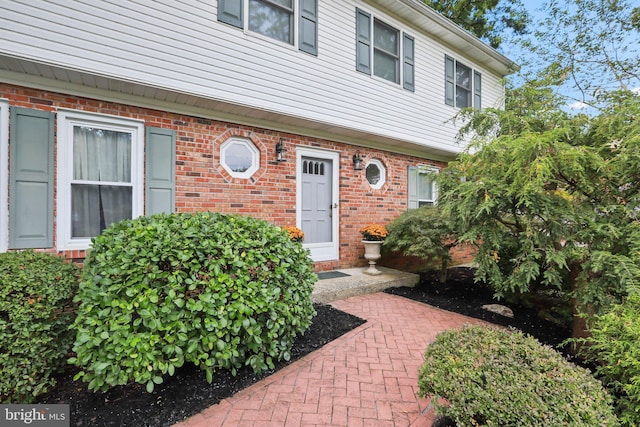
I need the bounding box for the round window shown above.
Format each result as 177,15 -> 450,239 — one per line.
366,159 -> 386,189
220,137 -> 260,178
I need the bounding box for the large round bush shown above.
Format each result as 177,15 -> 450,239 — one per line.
0,251 -> 79,403
70,212 -> 317,392
418,325 -> 618,426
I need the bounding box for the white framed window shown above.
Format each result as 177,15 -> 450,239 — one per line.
373,19 -> 400,83
365,158 -> 386,189
249,0 -> 294,44
0,99 -> 8,252
408,165 -> 438,209
417,169 -> 438,206
455,61 -> 471,107
218,0 -> 318,55
356,8 -> 415,91
445,55 -> 482,109
57,111 -> 144,250
220,137 -> 260,179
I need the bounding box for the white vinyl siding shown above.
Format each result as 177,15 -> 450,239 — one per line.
56,110 -> 144,250
0,0 -> 506,157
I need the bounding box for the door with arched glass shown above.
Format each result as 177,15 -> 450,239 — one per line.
297,147 -> 339,261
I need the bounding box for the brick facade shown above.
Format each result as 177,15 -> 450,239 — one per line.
1,83 -> 458,271
381,243 -> 477,273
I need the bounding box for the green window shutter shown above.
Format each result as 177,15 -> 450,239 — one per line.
218,0 -> 243,28
408,166 -> 418,209
444,55 -> 455,106
355,8 -> 371,74
9,107 -> 54,249
145,127 -> 176,215
403,34 -> 415,91
299,0 -> 318,55
474,70 -> 482,109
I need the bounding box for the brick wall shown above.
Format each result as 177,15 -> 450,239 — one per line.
1,84 -> 447,271
380,243 -> 477,273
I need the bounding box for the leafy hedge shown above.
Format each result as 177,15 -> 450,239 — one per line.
0,251 -> 79,403
418,325 -> 618,426
577,295 -> 640,426
70,212 -> 317,393
384,206 -> 458,281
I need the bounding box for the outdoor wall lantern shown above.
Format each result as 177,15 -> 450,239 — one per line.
353,151 -> 364,170
275,139 -> 287,162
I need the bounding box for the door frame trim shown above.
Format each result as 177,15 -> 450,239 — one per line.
296,146 -> 340,262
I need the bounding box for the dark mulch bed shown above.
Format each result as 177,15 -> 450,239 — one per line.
37,266 -> 571,427
385,267 -> 572,350
37,304 -> 366,427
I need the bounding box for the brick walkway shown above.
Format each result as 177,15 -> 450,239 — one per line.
173,293 -> 483,427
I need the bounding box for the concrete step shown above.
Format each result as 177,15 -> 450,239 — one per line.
311,266 -> 419,304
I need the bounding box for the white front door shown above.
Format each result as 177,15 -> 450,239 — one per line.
297,147 -> 339,261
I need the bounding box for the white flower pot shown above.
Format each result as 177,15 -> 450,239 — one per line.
362,240 -> 383,275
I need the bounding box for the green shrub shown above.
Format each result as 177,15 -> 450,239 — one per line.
70,212 -> 317,393
0,251 -> 80,403
384,206 -> 458,281
418,325 -> 618,426
577,295 -> 640,426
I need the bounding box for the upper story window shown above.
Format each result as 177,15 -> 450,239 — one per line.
356,8 -> 415,91
249,0 -> 293,43
445,55 -> 482,109
218,0 -> 318,55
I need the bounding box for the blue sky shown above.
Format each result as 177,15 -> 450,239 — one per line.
497,0 -> 640,110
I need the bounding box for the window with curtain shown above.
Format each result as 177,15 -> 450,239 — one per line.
71,126 -> 133,238
57,111 -> 144,250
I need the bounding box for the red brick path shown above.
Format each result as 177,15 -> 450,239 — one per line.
173,293 -> 483,427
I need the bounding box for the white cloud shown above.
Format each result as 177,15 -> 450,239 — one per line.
632,87 -> 640,95
568,101 -> 589,110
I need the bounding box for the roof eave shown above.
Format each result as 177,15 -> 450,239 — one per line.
388,0 -> 519,76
